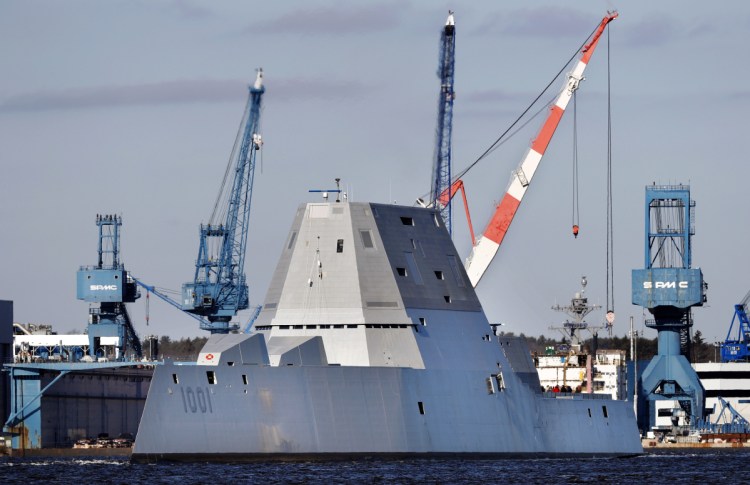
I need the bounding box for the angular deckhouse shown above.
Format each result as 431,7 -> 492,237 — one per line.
133,201 -> 641,461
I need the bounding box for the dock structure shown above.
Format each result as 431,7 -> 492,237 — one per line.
3,360 -> 152,450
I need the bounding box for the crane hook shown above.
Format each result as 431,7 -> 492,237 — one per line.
572,225 -> 579,238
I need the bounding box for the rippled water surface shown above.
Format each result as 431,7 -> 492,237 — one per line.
2,449 -> 748,484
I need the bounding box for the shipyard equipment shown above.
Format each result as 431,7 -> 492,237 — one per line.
632,184 -> 707,434
182,69 -> 265,333
462,12 -> 617,287
421,13 -> 616,286
76,214 -> 142,360
549,276 -> 604,352
692,396 -> 750,435
429,11 -> 456,234
720,290 -> 750,362
134,278 -> 209,327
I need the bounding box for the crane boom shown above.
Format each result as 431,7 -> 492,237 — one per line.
465,12 -> 617,287
430,12 -> 456,234
182,69 -> 265,333
133,278 -> 211,327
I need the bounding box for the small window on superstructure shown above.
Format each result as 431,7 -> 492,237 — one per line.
495,372 -> 505,391
486,377 -> 496,394
447,255 -> 465,287
400,216 -> 414,226
434,270 -> 444,280
172,373 -> 179,384
207,371 -> 217,385
287,231 -> 297,250
418,401 -> 425,415
242,374 -> 248,385
336,239 -> 344,253
444,295 -> 451,303
396,267 -> 407,277
602,406 -> 608,418
419,317 -> 426,326
360,230 -> 375,249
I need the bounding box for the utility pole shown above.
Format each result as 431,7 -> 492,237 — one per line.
630,315 -> 638,423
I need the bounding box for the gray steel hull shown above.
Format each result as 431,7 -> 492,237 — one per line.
133,361 -> 641,460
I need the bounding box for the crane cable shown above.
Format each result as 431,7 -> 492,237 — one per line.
572,90 -> 580,238
145,290 -> 150,326
445,20 -> 603,190
209,101 -> 251,226
605,25 -> 615,333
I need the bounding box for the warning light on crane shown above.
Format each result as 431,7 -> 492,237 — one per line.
572,225 -> 579,238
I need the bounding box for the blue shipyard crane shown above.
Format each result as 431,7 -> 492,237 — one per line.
429,11 -> 456,234
720,289 -> 750,362
632,184 -> 708,434
76,214 -> 142,360
182,69 -> 265,334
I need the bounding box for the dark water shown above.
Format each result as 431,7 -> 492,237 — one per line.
1,449 -> 745,484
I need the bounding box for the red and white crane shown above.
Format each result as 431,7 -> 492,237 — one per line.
464,12 -> 618,287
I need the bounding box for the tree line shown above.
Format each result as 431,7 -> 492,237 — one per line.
152,335 -> 209,361
151,330 -> 723,363
511,329 -> 720,363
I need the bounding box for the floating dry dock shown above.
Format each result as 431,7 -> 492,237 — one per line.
4,361 -> 151,450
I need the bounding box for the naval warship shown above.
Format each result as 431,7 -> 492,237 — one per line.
132,200 -> 641,461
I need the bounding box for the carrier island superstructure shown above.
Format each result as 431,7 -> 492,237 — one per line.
133,201 -> 641,460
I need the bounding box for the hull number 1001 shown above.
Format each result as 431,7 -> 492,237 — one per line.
180,386 -> 213,414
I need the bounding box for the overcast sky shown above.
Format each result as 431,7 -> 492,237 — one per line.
1,0 -> 748,345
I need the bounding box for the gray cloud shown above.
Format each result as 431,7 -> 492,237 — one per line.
247,3 -> 403,35
628,14 -> 724,48
686,21 -> 717,38
473,7 -> 595,38
169,0 -> 213,19
462,89 -> 519,105
0,80 -> 244,113
0,77 -> 372,113
273,77 -> 370,100
621,17 -> 676,47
